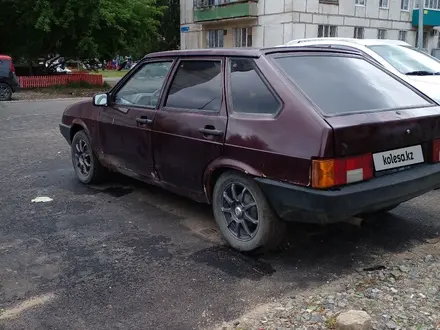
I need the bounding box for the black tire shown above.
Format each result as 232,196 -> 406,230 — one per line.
212,171 -> 286,252
71,130 -> 106,184
0,83 -> 12,101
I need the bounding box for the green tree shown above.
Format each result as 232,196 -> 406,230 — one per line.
155,0 -> 180,51
129,0 -> 180,58
0,0 -> 164,67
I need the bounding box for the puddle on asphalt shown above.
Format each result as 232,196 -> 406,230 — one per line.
191,246 -> 275,280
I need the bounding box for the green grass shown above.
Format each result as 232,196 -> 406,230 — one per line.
325,314 -> 338,329
91,70 -> 128,78
49,81 -> 111,90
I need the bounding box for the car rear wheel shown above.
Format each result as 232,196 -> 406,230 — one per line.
212,171 -> 286,252
71,130 -> 106,184
0,83 -> 12,101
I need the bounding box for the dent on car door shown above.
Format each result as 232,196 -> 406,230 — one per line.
153,57 -> 227,199
98,60 -> 174,179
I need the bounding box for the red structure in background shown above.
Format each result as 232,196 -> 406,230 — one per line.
18,73 -> 103,88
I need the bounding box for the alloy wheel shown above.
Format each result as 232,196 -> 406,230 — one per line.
74,139 -> 92,177
220,182 -> 259,241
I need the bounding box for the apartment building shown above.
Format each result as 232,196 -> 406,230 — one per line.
180,0 -> 440,53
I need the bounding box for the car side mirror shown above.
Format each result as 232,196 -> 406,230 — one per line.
93,93 -> 108,106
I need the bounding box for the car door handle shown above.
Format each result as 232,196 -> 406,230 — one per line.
199,127 -> 224,136
136,117 -> 152,125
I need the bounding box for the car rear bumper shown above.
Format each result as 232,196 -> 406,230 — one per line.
11,75 -> 20,92
255,163 -> 440,224
59,123 -> 71,144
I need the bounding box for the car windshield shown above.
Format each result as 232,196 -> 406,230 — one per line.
367,44 -> 440,75
273,54 -> 432,115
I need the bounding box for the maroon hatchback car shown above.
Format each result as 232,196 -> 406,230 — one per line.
60,46 -> 440,252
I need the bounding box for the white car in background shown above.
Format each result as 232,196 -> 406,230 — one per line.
283,38 -> 440,103
56,66 -> 72,74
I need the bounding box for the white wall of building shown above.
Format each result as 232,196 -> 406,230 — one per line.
181,0 -> 202,49
180,0 -> 434,51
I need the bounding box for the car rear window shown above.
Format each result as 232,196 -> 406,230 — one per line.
0,59 -> 10,75
273,54 -> 432,115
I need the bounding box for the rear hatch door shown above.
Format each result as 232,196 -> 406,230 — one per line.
325,107 -> 440,172
271,51 -> 439,173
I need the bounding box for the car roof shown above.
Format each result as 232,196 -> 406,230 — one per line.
285,38 -> 410,47
284,40 -> 366,49
144,46 -> 364,59
0,55 -> 12,60
145,48 -> 262,58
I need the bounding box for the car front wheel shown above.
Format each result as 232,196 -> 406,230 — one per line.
212,171 -> 286,252
71,130 -> 106,184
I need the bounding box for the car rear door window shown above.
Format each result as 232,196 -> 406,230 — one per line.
273,55 -> 431,115
229,58 -> 280,115
165,60 -> 222,111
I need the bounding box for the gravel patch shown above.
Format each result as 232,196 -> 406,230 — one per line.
216,238 -> 440,330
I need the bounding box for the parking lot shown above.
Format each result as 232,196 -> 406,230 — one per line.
1,99 -> 440,330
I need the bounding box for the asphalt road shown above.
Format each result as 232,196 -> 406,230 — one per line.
0,99 -> 440,330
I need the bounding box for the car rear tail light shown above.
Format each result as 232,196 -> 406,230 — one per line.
432,139 -> 440,162
312,154 -> 373,189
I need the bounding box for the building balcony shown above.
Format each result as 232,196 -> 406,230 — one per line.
193,0 -> 258,23
412,8 -> 440,26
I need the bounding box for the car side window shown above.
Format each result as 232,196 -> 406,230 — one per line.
165,60 -> 222,111
229,58 -> 280,115
114,61 -> 173,108
0,60 -> 10,75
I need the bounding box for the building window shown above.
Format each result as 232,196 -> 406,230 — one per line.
355,0 -> 366,5
398,30 -> 407,41
196,0 -> 253,7
233,28 -> 252,47
353,27 -> 365,39
401,0 -> 409,10
430,0 -> 438,8
207,30 -> 224,48
318,25 -> 337,37
415,0 -> 439,9
194,0 -> 217,8
379,0 -> 389,7
377,29 -> 387,39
